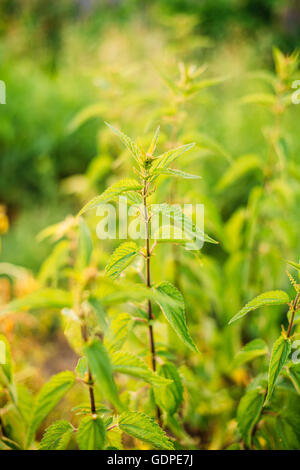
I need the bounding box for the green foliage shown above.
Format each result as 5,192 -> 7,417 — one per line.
105,242 -> 139,279
118,411 -> 174,450
1,17 -> 300,450
229,291 -> 290,324
233,339 -> 268,368
84,339 -> 123,411
78,179 -> 143,216
237,387 -> 265,448
112,352 -> 172,386
1,289 -> 73,317
265,336 -> 292,404
40,420 -> 74,450
154,363 -> 184,415
77,416 -> 106,450
155,281 -> 198,352
26,371 -> 76,447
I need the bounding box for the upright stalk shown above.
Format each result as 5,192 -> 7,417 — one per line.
142,178 -> 161,423
81,320 -> 96,415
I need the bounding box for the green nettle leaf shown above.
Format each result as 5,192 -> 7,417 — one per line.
151,168 -> 201,180
76,218 -> 92,270
78,179 -> 142,216
118,411 -> 174,450
216,154 -> 262,192
237,388 -> 265,448
155,281 -> 198,352
151,203 -> 217,246
105,122 -> 143,163
0,288 -> 73,317
229,290 -> 290,325
265,336 -> 291,404
154,363 -> 184,415
84,339 -> 123,411
40,420 -> 74,450
151,143 -> 195,171
112,352 -> 172,386
105,242 -> 138,279
233,339 -> 269,368
77,416 -> 106,450
26,371 -> 76,447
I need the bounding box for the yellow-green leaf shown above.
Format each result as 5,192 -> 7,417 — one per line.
229,290 -> 290,325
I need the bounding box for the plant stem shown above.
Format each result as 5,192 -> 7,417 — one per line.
287,292 -> 300,338
142,179 -> 161,424
81,322 -> 96,415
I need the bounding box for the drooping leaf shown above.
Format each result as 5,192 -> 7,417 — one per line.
105,242 -> 138,279
105,122 -> 142,163
40,420 -> 74,450
233,339 -> 269,368
265,336 -> 291,404
155,281 -> 197,352
84,339 -> 123,411
76,218 -> 92,270
237,388 -> 265,448
26,371 -> 76,447
112,352 -> 172,386
78,179 -> 142,216
77,416 -> 106,450
229,291 -> 290,325
118,411 -> 174,450
0,289 -> 73,317
154,363 -> 183,415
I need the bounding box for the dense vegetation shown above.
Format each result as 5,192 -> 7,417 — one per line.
0,1 -> 300,450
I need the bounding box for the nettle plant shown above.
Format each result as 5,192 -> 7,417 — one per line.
228,261 -> 300,450
0,124 -> 215,450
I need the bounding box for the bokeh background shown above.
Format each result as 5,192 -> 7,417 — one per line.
1,0 -> 300,269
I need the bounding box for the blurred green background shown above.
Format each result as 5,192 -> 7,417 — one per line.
0,0 -> 299,270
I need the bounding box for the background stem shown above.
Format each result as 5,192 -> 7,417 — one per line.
143,180 -> 161,424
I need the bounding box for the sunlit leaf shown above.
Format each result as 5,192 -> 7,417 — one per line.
105,242 -> 138,279
229,291 -> 290,325
118,411 -> 174,450
155,281 -> 197,352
